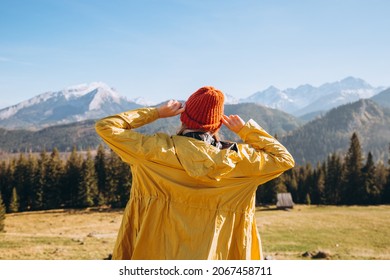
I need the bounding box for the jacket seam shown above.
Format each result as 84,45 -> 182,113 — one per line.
131,194 -> 255,216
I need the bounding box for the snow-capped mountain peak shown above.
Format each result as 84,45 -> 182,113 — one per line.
339,76 -> 371,89
240,77 -> 384,116
0,82 -> 142,130
88,86 -> 122,111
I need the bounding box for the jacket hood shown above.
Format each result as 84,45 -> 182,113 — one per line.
172,135 -> 242,182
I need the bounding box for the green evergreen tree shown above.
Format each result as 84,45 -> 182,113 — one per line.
25,153 -> 38,210
78,149 -> 98,207
382,144 -> 390,204
115,159 -> 132,207
9,187 -> 19,213
3,160 -> 16,211
94,144 -> 107,205
311,163 -> 326,204
375,161 -> 387,203
64,146 -> 83,207
105,150 -> 123,206
32,150 -> 48,210
256,181 -> 275,205
283,168 -> 298,203
324,153 -> 343,205
296,164 -> 312,204
342,132 -> 364,205
361,152 -> 381,204
44,148 -> 64,209
0,161 -> 10,208
0,192 -> 5,232
13,154 -> 30,211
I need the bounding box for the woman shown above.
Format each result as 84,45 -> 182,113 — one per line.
95,86 -> 294,260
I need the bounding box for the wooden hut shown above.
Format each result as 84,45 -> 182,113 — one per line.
276,193 -> 294,209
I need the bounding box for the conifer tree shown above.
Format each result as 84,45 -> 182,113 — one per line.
105,150 -> 123,206
361,152 -> 381,204
256,180 -> 276,205
115,159 -> 132,207
13,154 -> 30,211
94,144 -> 107,205
3,160 -> 16,211
26,153 -> 38,209
0,192 -> 5,232
64,146 -> 83,207
296,164 -> 312,204
78,149 -> 98,207
324,153 -> 343,204
310,163 -> 326,204
342,132 -> 364,205
283,168 -> 298,203
9,187 -> 19,213
382,144 -> 390,204
0,161 -> 10,208
32,150 -> 48,210
375,162 -> 387,202
44,148 -> 64,209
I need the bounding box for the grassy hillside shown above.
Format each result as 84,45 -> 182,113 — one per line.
258,205 -> 390,260
1,205 -> 389,260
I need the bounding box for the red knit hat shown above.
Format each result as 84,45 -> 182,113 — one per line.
180,86 -> 225,131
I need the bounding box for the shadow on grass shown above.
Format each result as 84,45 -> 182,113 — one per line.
256,205 -> 293,212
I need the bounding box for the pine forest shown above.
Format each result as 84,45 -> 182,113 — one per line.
0,132 -> 390,216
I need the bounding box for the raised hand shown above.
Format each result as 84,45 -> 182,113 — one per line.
157,100 -> 185,118
222,114 -> 245,133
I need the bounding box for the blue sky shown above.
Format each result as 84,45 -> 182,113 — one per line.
1,0 -> 389,108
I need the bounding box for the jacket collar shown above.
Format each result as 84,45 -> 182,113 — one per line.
181,131 -> 238,152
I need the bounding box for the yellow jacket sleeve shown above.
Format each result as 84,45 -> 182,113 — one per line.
94,107 -> 167,164
232,119 -> 295,184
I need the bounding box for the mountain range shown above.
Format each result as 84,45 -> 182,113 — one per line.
0,77 -> 386,130
0,103 -> 303,154
0,77 -> 389,165
0,82 -> 141,130
281,98 -> 390,165
240,76 -> 385,118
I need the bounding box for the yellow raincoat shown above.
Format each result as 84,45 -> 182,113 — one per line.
95,107 -> 294,260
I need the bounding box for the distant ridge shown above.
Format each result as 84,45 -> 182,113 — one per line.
0,103 -> 302,153
0,97 -> 389,166
371,87 -> 390,109
282,99 -> 390,165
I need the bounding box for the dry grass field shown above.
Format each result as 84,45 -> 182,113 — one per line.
257,205 -> 390,260
0,208 -> 121,260
1,205 -> 389,260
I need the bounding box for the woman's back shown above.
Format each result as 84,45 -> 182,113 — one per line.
95,87 -> 294,259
